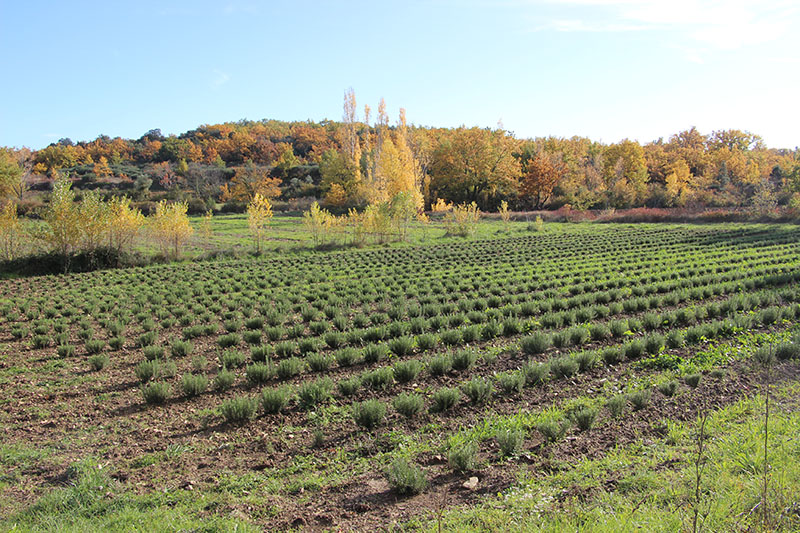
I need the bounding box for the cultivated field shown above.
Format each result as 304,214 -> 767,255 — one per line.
1,222 -> 799,532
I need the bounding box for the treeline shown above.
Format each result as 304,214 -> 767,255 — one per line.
2,89 -> 800,214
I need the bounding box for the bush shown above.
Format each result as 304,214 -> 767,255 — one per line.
135,360 -> 159,383
775,342 -> 800,360
57,344 -> 76,358
415,333 -> 438,352
216,333 -> 240,348
385,457 -> 427,495
108,336 -> 125,350
501,318 -> 522,336
658,380 -> 679,397
628,389 -> 652,410
141,382 -> 170,404
644,334 -> 665,355
220,349 -> 246,369
388,336 -> 415,356
684,373 -> 702,388
307,352 -> 332,373
462,377 -> 494,404
352,400 -> 387,430
261,386 -> 291,414
496,370 -> 525,395
588,323 -> 610,341
393,392 -> 424,418
214,369 -> 235,391
550,356 -> 578,379
337,376 -> 361,397
428,354 -> 452,376
171,339 -> 193,357
666,330 -> 684,349
520,332 -> 550,355
448,440 -> 478,472
394,360 -> 423,383
536,417 -> 570,443
220,396 -> 258,423
574,350 -> 598,372
361,367 -> 394,389
297,377 -> 333,409
138,331 -> 157,347
85,339 -> 105,354
363,343 -> 388,364
181,374 -> 208,397
572,407 -> 597,431
250,345 -> 273,362
496,429 -> 525,457
243,330 -> 262,345
606,395 -> 626,418
451,349 -> 478,371
276,357 -> 304,379
430,387 -> 460,413
522,361 -> 550,386
624,339 -> 646,359
568,326 -> 590,346
323,332 -> 345,349
601,346 -> 624,365
246,362 -> 274,385
88,354 -> 109,371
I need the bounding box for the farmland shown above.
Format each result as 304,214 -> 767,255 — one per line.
1,221 -> 800,532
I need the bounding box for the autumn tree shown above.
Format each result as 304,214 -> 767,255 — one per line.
108,196 -> 145,254
0,148 -> 24,202
602,140 -> 649,207
429,127 -> 520,210
320,149 -> 360,205
0,202 -> 22,260
38,175 -> 82,257
664,159 -> 693,206
220,160 -> 281,202
149,200 -> 193,259
247,193 -> 273,253
518,150 -> 566,209
78,190 -> 110,253
93,156 -> 113,178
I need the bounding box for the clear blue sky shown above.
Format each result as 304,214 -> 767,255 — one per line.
2,0 -> 799,150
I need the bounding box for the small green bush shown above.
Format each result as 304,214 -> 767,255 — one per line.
388,336 -> 415,356
393,360 -> 423,383
363,343 -> 388,364
385,457 -> 427,495
307,352 -> 332,372
142,382 -> 170,404
574,350 -> 598,372
496,370 -> 525,395
297,377 -> 333,409
170,339 -> 193,357
606,394 -> 626,418
143,345 -> 164,361
352,399 -> 387,430
181,374 -> 208,397
430,387 -> 460,413
220,349 -> 246,369
220,396 -> 258,423
448,440 -> 478,472
337,376 -> 361,397
451,349 -> 478,372
572,407 -> 597,431
537,417 -> 570,443
628,389 -> 652,410
624,339 -> 646,359
135,360 -> 159,383
216,333 -> 240,348
361,367 -> 394,390
462,377 -> 494,404
246,362 -> 274,385
214,369 -> 235,391
88,354 -> 109,371
684,373 -> 702,388
335,347 -> 359,367
261,386 -> 291,414
428,354 -> 452,376
250,345 -> 273,362
393,392 -> 424,418
276,357 -> 304,379
522,361 -> 550,386
496,429 -> 525,457
550,356 -> 579,379
57,344 -> 76,358
658,380 -> 679,397
521,332 -> 550,355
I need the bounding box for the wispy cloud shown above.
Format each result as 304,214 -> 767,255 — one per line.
531,0 -> 797,50
211,69 -> 230,90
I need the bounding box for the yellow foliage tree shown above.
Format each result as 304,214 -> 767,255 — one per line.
108,196 -> 144,253
498,200 -> 511,230
664,159 -> 693,206
39,175 -> 82,257
431,198 -> 451,212
198,209 -> 214,243
93,156 -> 112,178
247,193 -> 273,253
220,161 -> 281,202
0,202 -> 22,260
78,190 -> 110,252
443,202 -> 481,237
303,201 -> 335,247
324,183 -> 348,207
149,200 -> 193,259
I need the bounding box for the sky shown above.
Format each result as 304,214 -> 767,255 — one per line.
1,0 -> 799,150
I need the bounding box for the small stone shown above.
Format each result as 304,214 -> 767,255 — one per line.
462,476 -> 479,490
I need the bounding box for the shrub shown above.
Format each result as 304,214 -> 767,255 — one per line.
84,339 -> 105,354
440,329 -> 462,346
361,367 -> 394,389
243,330 -> 262,345
775,342 -> 800,360
220,396 -> 258,423
297,377 -> 333,409
684,373 -> 702,388
250,345 -> 273,362
214,369 -> 235,391
138,331 -> 157,347
246,362 -> 274,385
135,360 -> 159,383
572,407 -> 597,431
550,356 -> 579,379
385,457 -> 427,496
520,332 -> 550,355
451,349 -> 478,372
323,332 -> 345,349
537,417 -> 570,443
337,376 -> 361,397
245,317 -> 264,330
658,380 -> 679,397
220,349 -> 246,369
141,382 -> 170,404
428,354 -> 452,376
88,354 -> 109,371
666,330 -> 684,349
496,370 -> 525,395
606,395 -> 626,418
588,323 -> 610,341
57,344 -> 76,358
393,392 -> 424,418
352,400 -> 387,430
624,339 -> 646,359
496,429 -> 525,457
217,333 -> 240,348
628,389 -> 652,410
261,386 -> 291,414
171,339 -> 193,357
276,357 -> 304,379
448,440 -> 478,472
601,346 -> 624,365
574,350 -> 598,372
388,336 -> 415,356
644,334 -> 665,355
501,318 -> 522,336
181,374 -> 208,397
415,333 -> 438,351
334,348 -> 359,367
610,319 -> 629,337
481,321 -> 500,340
394,360 -> 423,383
143,345 -> 164,361
522,361 -> 550,386
363,343 -> 388,364
568,327 -> 590,346
430,387 -> 460,413
462,377 -> 494,404
108,336 -> 125,350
